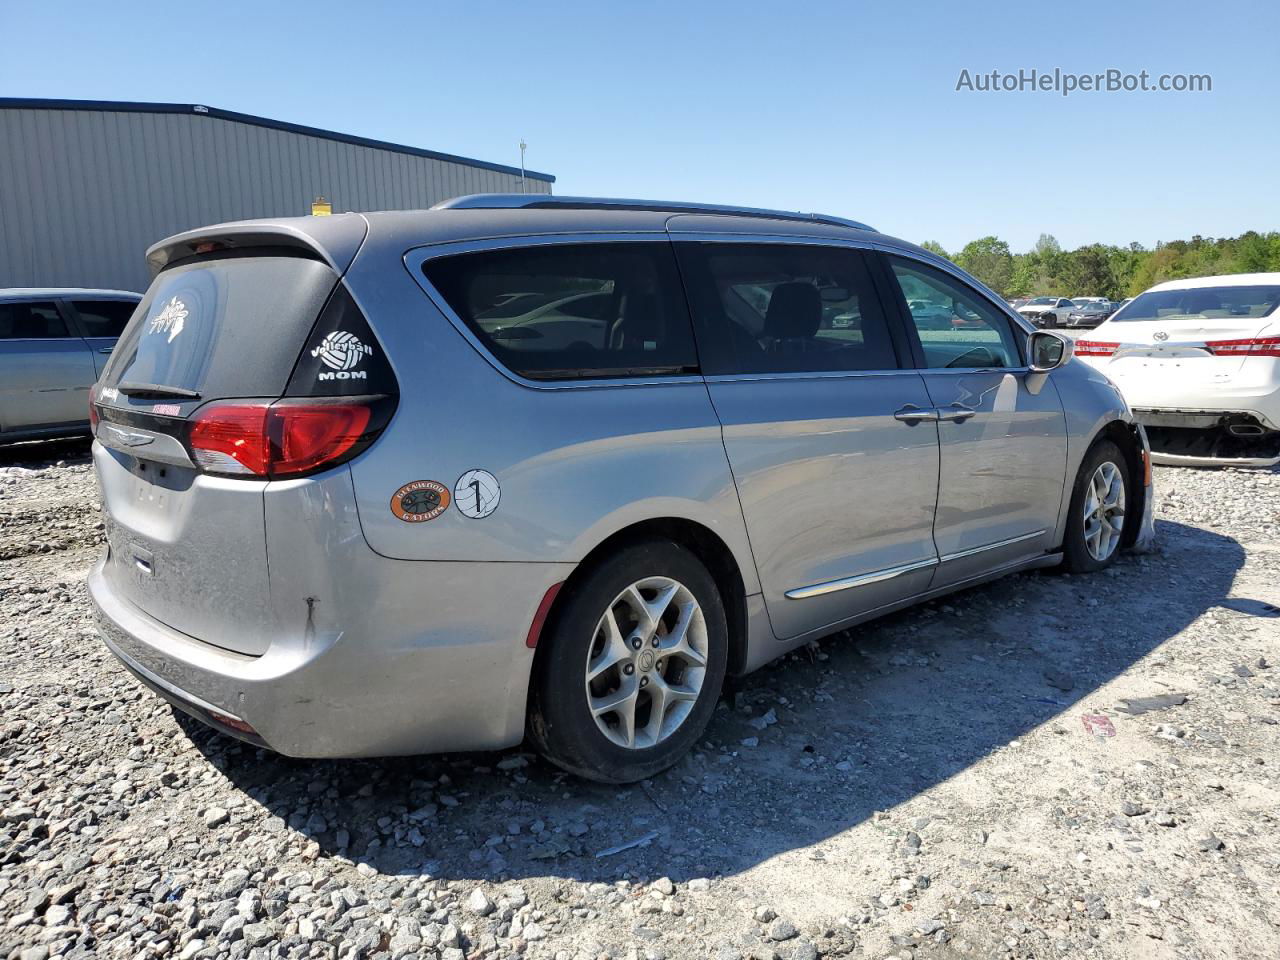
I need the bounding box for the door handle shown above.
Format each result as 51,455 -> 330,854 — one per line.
894,404 -> 939,424
936,404 -> 977,423
98,347 -> 114,354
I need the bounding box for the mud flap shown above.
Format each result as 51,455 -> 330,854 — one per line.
1131,423 -> 1158,554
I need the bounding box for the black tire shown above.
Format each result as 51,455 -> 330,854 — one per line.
1062,439 -> 1131,574
527,540 -> 728,783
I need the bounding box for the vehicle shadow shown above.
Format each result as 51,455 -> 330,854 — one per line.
180,518 -> 1244,885
0,435 -> 92,467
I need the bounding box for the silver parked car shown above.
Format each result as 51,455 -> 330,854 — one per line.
88,196 -> 1154,783
1,289 -> 140,443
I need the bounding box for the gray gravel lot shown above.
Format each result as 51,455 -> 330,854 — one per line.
2,438 -> 1279,960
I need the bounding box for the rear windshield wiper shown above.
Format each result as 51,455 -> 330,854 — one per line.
116,381 -> 202,400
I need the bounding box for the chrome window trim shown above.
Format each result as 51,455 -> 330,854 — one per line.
404,233 -> 705,392
918,366 -> 1032,377
0,337 -> 85,343
785,557 -> 939,600
704,368 -> 925,385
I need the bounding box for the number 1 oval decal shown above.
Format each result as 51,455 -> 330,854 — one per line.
454,469 -> 501,519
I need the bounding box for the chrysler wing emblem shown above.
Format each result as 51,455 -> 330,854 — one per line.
102,424 -> 155,447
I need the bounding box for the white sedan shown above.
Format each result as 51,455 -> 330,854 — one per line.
1075,273 -> 1280,466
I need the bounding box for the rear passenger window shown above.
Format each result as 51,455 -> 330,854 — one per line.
675,243 -> 900,375
0,301 -> 69,339
422,243 -> 698,380
887,257 -> 1022,369
72,300 -> 137,338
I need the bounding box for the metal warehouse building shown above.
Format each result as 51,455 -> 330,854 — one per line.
0,98 -> 555,292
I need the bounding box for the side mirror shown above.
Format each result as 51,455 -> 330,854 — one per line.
1029,330 -> 1072,372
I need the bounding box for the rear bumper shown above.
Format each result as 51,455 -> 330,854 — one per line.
1128,407 -> 1280,469
1149,451 -> 1280,468
1132,407 -> 1280,432
89,552 -> 574,757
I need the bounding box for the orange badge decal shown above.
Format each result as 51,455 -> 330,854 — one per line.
390,480 -> 450,523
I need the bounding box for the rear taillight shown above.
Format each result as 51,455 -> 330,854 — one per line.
89,387 -> 100,431
186,398 -> 382,479
274,403 -> 372,476
188,404 -> 273,475
1074,340 -> 1120,357
1205,336 -> 1280,358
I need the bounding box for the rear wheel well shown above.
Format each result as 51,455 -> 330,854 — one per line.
534,519 -> 750,679
1093,420 -> 1147,548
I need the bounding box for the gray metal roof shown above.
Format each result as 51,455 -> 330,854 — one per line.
0,98 -> 555,183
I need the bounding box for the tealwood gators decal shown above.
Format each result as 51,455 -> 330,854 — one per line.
390,480 -> 450,523
148,297 -> 188,343
311,331 -> 373,381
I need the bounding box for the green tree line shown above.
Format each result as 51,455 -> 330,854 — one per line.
919,231 -> 1280,300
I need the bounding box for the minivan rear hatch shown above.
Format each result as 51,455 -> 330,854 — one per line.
92,224 -> 396,657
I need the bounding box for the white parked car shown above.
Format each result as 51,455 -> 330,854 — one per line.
1075,273 -> 1280,466
1017,297 -> 1075,327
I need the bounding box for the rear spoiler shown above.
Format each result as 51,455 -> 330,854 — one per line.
145,214 -> 369,278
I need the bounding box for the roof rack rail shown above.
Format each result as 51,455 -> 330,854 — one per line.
431,194 -> 876,232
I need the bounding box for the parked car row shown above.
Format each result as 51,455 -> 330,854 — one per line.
1008,296 -> 1125,329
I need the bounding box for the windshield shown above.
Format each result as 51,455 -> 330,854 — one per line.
1110,284 -> 1280,322
1026,297 -> 1055,305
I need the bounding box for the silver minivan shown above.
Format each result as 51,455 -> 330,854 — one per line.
88,196 -> 1153,783
0,289 -> 139,443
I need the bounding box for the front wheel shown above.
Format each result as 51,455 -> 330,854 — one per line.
1062,440 -> 1131,573
527,540 -> 728,783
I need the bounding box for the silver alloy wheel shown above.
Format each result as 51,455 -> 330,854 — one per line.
584,576 -> 708,750
1083,460 -> 1126,562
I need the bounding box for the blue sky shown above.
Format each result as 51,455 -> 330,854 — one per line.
3,0 -> 1276,252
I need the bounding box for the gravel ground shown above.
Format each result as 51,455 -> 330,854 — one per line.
2,438 -> 1279,960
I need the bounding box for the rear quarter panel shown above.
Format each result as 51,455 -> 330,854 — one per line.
339,234 -> 761,595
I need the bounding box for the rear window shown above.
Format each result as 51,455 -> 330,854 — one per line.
422,243 -> 698,380
0,301 -> 69,339
1112,284 -> 1280,321
101,254 -> 338,405
72,299 -> 138,338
